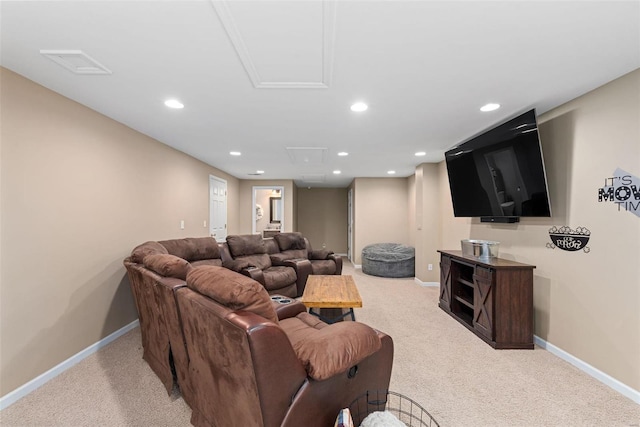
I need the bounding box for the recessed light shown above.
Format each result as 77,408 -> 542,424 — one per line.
338,152 -> 349,156
387,170 -> 396,175
164,99 -> 184,109
415,151 -> 426,157
256,170 -> 265,174
350,102 -> 368,112
333,170 -> 341,175
480,103 -> 500,112
229,151 -> 241,156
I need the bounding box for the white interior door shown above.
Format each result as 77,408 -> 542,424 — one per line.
209,175 -> 227,241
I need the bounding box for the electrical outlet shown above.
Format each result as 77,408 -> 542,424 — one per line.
180,220 -> 185,230
203,220 -> 207,227
428,263 -> 433,271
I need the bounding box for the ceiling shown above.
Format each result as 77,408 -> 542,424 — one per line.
2,1 -> 639,188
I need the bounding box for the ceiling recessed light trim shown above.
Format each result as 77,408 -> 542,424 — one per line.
480,103 -> 501,112
337,152 -> 349,156
333,170 -> 341,174
415,151 -> 426,157
229,151 -> 241,156
164,99 -> 184,109
350,102 -> 368,112
387,170 -> 396,175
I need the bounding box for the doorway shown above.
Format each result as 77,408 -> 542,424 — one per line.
252,186 -> 284,237
209,175 -> 227,241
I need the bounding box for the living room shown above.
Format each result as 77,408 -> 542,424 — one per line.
1,1 -> 639,425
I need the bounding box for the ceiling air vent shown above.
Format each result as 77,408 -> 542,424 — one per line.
300,174 -> 326,183
286,147 -> 327,165
40,50 -> 112,75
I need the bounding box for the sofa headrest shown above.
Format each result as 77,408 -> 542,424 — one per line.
274,232 -> 306,251
159,237 -> 221,262
226,234 -> 266,258
186,265 -> 278,324
130,241 -> 168,263
143,254 -> 192,280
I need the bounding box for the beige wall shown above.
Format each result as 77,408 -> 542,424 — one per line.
0,68 -> 240,395
437,69 -> 640,391
238,180 -> 295,235
296,187 -> 348,253
413,163 -> 441,282
351,178 -> 411,265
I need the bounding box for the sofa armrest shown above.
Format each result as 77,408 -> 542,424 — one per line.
282,258 -> 312,297
227,311 -> 308,427
272,299 -> 307,320
240,266 -> 266,286
328,254 -> 343,275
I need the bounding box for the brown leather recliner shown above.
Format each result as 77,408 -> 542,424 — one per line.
177,266 -> 394,427
274,232 -> 343,275
223,234 -> 311,297
123,237 -> 224,407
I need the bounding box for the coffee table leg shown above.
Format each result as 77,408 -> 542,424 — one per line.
309,307 -> 356,324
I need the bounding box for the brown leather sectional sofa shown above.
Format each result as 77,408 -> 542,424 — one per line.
123,234 -> 392,426
222,233 -> 343,297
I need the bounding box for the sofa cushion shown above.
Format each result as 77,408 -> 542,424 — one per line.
222,259 -> 255,272
187,237 -> 221,261
274,232 -> 306,251
263,266 -> 297,292
186,265 -> 278,324
191,259 -> 223,268
226,234 -> 267,258
131,241 -> 168,263
143,254 -> 192,280
309,249 -> 333,260
273,249 -> 308,261
235,253 -> 272,270
292,322 -> 381,381
159,237 -> 220,262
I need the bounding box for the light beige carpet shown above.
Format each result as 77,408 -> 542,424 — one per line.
1,260 -> 639,426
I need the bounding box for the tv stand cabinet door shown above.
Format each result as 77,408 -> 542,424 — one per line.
439,255 -> 452,311
473,267 -> 494,341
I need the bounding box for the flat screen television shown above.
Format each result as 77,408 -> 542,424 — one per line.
444,109 -> 551,222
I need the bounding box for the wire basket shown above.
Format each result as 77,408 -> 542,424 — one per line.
348,390 -> 440,427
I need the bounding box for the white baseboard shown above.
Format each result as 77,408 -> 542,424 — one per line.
414,278 -> 439,287
0,319 -> 140,410
534,335 -> 640,405
353,264 -> 362,269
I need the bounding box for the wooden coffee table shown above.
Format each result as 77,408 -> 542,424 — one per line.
300,275 -> 362,324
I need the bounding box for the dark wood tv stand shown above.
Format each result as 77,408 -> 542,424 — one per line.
438,250 -> 535,349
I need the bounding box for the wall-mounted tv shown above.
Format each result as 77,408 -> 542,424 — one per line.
444,109 -> 551,222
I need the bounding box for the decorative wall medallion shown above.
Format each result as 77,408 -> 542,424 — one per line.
598,168 -> 640,218
547,226 -> 591,253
